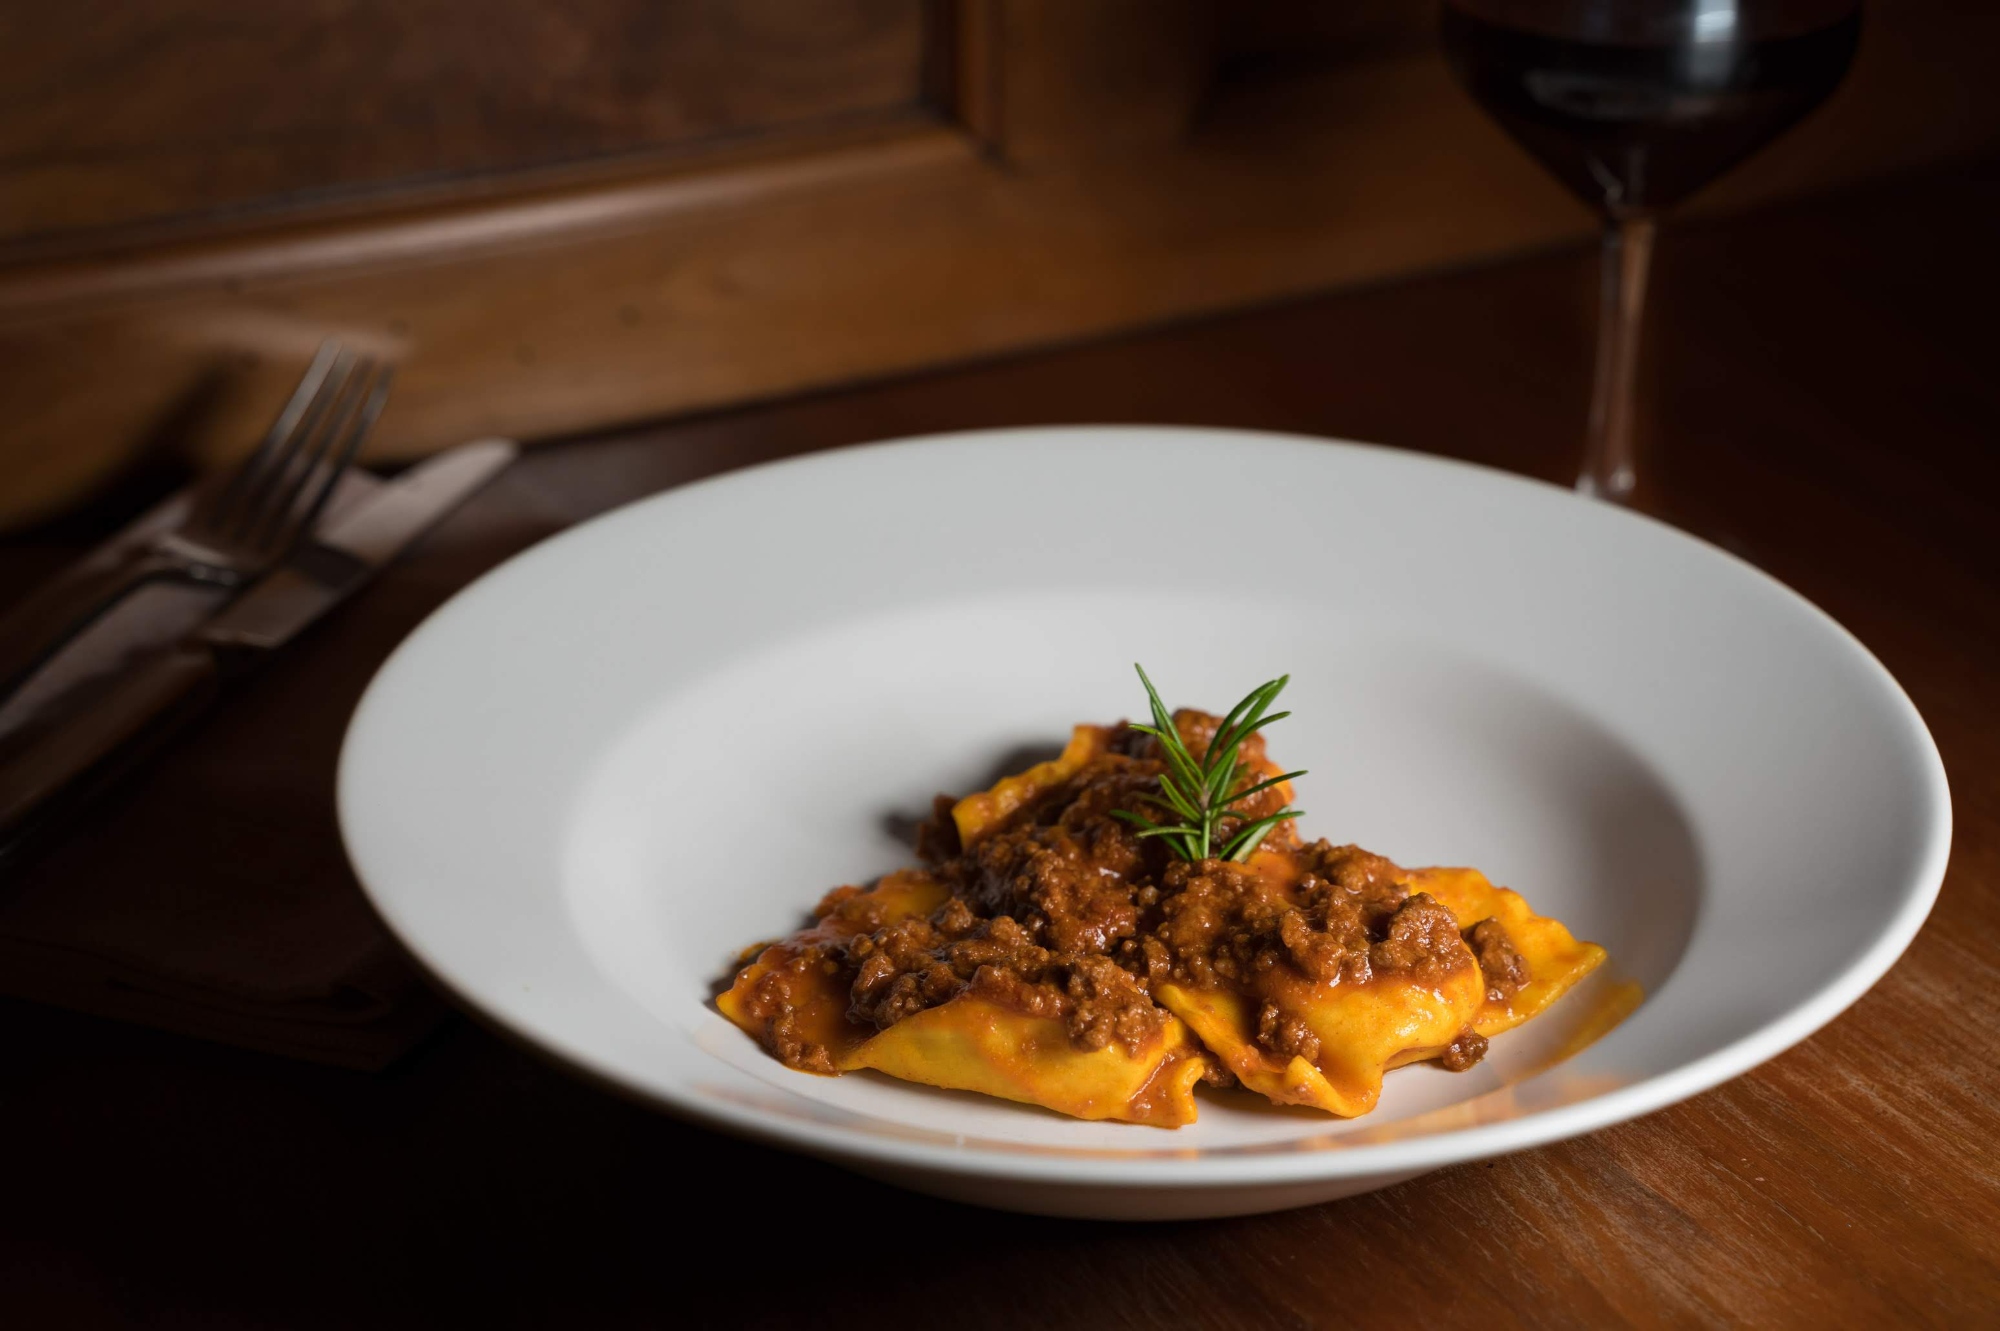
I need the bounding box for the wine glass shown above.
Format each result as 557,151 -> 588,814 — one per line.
1440,0 -> 1861,501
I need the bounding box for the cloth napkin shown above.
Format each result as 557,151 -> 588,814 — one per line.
0,472 -> 452,1070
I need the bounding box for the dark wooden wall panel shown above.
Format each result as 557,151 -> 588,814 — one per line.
0,0 -> 927,251
1,0 -> 1997,528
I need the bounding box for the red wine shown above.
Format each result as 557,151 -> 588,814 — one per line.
1441,6 -> 1860,216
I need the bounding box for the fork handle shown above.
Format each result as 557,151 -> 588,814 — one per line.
0,548 -> 213,705
0,645 -> 220,862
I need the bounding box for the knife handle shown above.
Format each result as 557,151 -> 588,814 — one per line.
0,548 -> 192,706
0,646 -> 220,863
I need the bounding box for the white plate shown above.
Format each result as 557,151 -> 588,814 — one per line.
338,428 -> 1949,1219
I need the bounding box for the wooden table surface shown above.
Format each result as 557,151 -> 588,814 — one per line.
5,161 -> 1998,1328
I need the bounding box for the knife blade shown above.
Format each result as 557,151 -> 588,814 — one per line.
200,437 -> 516,651
0,438 -> 517,862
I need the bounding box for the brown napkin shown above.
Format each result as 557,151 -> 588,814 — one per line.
0,470 -> 452,1070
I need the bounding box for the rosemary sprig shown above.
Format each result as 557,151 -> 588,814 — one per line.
1111,664 -> 1306,863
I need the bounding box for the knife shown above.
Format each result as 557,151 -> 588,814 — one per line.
0,438 -> 517,862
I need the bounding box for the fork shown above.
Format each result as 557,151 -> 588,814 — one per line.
0,341 -> 392,704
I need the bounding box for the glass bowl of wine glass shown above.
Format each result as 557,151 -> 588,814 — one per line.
1441,0 -> 1862,500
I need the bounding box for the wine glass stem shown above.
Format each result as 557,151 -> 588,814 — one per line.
1578,216 -> 1657,502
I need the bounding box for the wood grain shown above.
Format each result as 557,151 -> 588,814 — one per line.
982,0 -> 1216,163
2,159 -> 1996,1327
0,0 -> 928,250
2,0 -> 1998,529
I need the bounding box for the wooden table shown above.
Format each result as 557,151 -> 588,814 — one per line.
5,161 -> 1997,1327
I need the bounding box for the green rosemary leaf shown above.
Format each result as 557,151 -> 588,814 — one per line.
1128,724 -> 1192,775
1217,704 -> 1290,760
1221,809 -> 1306,862
1245,705 -> 1292,735
1203,758 -> 1240,814
1211,699 -> 1279,772
1148,780 -> 1205,824
1163,749 -> 1207,799
1217,677 -> 1282,741
1129,720 -> 1205,794
1134,664 -> 1178,735
1115,806 -> 1198,852
1221,769 -> 1308,809
1127,665 -> 1306,864
1209,677 -> 1278,755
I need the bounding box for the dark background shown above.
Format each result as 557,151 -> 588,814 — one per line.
2,0 -> 1997,529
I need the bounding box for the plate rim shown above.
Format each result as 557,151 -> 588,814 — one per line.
338,425 -> 1952,1188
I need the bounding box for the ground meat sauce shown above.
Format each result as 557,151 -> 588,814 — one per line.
1464,916 -> 1532,1003
1438,1029 -> 1490,1072
735,943 -> 849,1074
749,710 -> 1520,1076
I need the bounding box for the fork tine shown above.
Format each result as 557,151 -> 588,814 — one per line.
246,358 -> 388,554
286,364 -> 392,548
210,347 -> 357,542
200,339 -> 341,531
220,347 -> 360,543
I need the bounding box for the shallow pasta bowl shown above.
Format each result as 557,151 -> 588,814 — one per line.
337,427 -> 1949,1219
